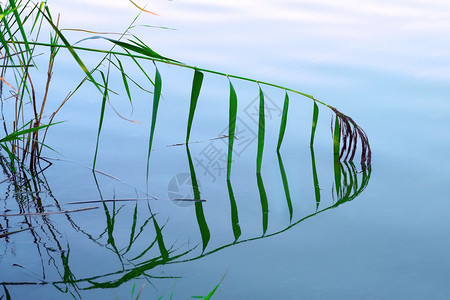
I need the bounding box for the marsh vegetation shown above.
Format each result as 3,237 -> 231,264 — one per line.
0,1 -> 373,298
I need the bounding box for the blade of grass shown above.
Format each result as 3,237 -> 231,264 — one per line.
186,69 -> 204,144
333,116 -> 340,162
256,173 -> 269,236
310,147 -> 321,211
103,203 -> 124,266
115,56 -> 133,111
186,145 -> 210,252
310,102 -> 319,146
256,87 -> 265,174
226,180 -> 241,242
123,202 -> 138,254
276,92 -> 289,152
92,70 -> 109,170
0,122 -> 59,142
277,152 -> 293,222
30,2 -> 45,33
226,80 -> 237,180
107,38 -> 176,62
152,217 -> 169,261
9,0 -> 31,54
194,201 -> 210,253
333,117 -> 342,197
146,64 -> 161,182
0,5 -> 17,21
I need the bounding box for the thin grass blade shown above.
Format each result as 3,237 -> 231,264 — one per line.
226,180 -> 241,241
107,38 -> 176,62
115,56 -> 133,109
146,65 -> 161,181
9,0 -> 31,54
0,122 -> 59,142
153,217 -> 169,261
93,70 -> 109,170
310,147 -> 321,210
333,116 -> 340,162
276,92 -> 289,151
256,87 -> 265,173
226,80 -> 237,180
186,70 -> 204,143
103,203 -> 124,266
277,152 -> 293,222
310,102 -> 319,146
123,203 -> 138,254
256,173 -> 269,236
186,146 -> 210,252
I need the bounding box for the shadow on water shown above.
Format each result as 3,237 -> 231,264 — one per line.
0,144 -> 371,298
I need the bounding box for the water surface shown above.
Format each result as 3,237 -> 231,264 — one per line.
1,0 -> 449,299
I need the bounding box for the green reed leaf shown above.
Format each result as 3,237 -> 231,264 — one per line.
333,116 -> 340,162
115,56 -> 133,108
103,203 -> 124,265
195,202 -> 210,253
153,217 -> 169,261
9,0 -> 30,54
256,87 -> 265,174
226,180 -> 241,241
0,122 -> 58,142
277,92 -> 289,152
256,173 -> 269,235
107,38 -> 177,62
186,146 -> 210,252
0,5 -> 17,21
310,147 -> 321,211
186,70 -> 204,143
93,70 -> 109,170
146,65 -> 161,180
277,152 -> 293,222
310,101 -> 319,146
333,117 -> 342,197
123,203 -> 138,254
227,80 -> 237,180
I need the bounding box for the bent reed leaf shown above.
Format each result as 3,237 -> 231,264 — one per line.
186,70 -> 204,144
277,92 -> 289,152
115,56 -> 133,110
93,70 -> 109,170
146,64 -> 162,180
310,102 -> 319,147
227,80 -> 237,181
227,180 -> 241,242
310,147 -> 321,211
256,87 -> 265,174
186,145 -> 210,252
333,116 -> 340,162
106,38 -> 176,62
277,152 -> 293,222
256,173 -> 269,236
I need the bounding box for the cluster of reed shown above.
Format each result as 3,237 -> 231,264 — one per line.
0,0 -> 371,182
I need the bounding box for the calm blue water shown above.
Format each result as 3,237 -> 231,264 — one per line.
1,1 -> 449,299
